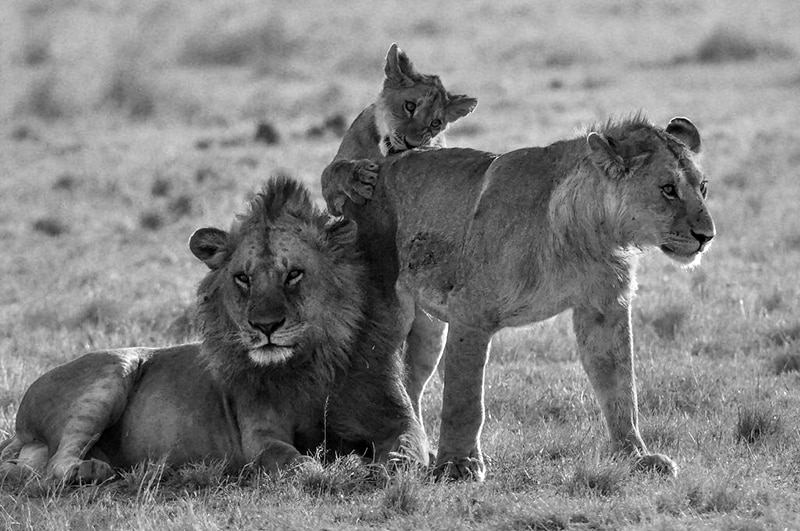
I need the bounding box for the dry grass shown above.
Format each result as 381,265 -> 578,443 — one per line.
1,0 -> 800,529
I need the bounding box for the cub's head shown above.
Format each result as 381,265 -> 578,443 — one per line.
190,177 -> 365,377
587,116 -> 715,267
375,43 -> 477,155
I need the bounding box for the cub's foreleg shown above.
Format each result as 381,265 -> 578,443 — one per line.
321,159 -> 380,215
572,304 -> 677,476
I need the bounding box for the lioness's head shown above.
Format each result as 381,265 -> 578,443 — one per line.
375,43 -> 477,155
189,178 -> 365,374
586,116 -> 716,266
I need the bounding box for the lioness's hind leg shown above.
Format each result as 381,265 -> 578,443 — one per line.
404,306 -> 447,424
0,441 -> 48,481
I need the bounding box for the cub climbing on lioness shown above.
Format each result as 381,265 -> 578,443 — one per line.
0,178 -> 427,484
321,44 -> 477,426
329,115 -> 715,481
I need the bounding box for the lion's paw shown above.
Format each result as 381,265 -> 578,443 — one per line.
52,458 -> 114,485
635,453 -> 678,477
433,455 -> 486,482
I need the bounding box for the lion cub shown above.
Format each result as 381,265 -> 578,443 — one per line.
321,44 -> 477,426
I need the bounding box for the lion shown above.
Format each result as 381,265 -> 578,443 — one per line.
0,177 -> 428,484
321,43 -> 477,424
326,115 -> 715,481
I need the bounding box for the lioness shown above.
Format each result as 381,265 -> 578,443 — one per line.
321,43 -> 477,423
328,115 -> 715,480
0,178 -> 428,484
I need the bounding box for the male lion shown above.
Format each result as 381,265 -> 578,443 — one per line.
327,115 -> 715,481
0,178 -> 428,484
321,43 -> 477,423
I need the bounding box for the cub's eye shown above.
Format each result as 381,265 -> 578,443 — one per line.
403,100 -> 416,115
661,184 -> 679,200
233,273 -> 250,289
430,119 -> 442,128
286,269 -> 304,287
699,180 -> 708,199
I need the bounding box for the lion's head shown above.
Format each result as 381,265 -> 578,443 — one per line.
374,43 -> 477,155
189,178 -> 366,391
582,115 -> 716,267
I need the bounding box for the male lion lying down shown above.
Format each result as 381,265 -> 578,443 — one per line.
0,178 -> 428,484
326,115 -> 716,481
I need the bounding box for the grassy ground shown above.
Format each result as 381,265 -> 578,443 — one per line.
2,0 -> 800,529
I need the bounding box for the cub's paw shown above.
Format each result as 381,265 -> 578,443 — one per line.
344,159 -> 380,204
635,453 -> 678,477
433,455 -> 486,482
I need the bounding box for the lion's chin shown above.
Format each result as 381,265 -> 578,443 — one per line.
248,345 -> 295,366
660,245 -> 702,268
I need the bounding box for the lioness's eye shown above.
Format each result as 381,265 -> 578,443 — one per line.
431,119 -> 442,128
699,181 -> 708,199
234,273 -> 250,289
661,184 -> 678,200
286,269 -> 304,286
403,100 -> 416,114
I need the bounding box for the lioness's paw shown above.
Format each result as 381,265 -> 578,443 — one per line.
635,453 -> 678,477
433,456 -> 486,482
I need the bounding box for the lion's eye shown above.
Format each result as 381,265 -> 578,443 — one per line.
699,181 -> 708,199
234,273 -> 250,289
661,184 -> 679,200
286,269 -> 304,287
403,100 -> 416,115
430,119 -> 442,129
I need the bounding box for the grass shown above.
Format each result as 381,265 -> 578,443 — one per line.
1,0 -> 800,529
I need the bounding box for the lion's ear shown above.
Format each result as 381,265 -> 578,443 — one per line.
384,43 -> 416,88
587,132 -> 626,180
445,93 -> 478,124
665,116 -> 701,153
189,228 -> 229,270
323,218 -> 358,257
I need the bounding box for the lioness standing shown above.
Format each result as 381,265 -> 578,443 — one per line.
328,115 -> 715,480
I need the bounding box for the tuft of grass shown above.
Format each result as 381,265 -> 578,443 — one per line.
293,454 -> 376,497
735,405 -> 781,444
52,173 -> 78,191
562,457 -> 628,497
764,323 -> 800,347
690,26 -> 794,63
150,177 -> 171,197
380,469 -> 424,516
102,63 -> 155,120
657,477 -> 744,516
17,72 -> 66,120
31,217 -> 68,237
254,121 -> 280,145
71,298 -> 123,330
650,307 -> 688,341
139,211 -> 164,231
773,353 -> 800,374
168,195 -> 193,219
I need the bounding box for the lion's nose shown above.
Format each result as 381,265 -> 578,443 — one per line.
250,318 -> 285,337
691,229 -> 714,247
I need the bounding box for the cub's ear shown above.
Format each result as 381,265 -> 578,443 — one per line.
587,132 -> 651,180
384,43 -> 417,87
445,93 -> 478,123
665,116 -> 701,153
189,228 -> 229,270
323,218 -> 358,258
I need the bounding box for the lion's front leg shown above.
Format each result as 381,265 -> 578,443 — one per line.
321,158 -> 381,215
572,304 -> 677,477
434,321 -> 492,482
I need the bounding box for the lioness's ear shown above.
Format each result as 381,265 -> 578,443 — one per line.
445,93 -> 478,123
323,218 -> 358,258
384,43 -> 416,88
189,228 -> 229,270
665,116 -> 701,153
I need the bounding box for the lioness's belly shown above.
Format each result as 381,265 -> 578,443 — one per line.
93,346 -> 244,469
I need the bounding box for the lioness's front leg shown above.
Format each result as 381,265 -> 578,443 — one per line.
572,304 -> 677,476
404,305 -> 448,425
321,158 -> 380,215
434,321 -> 492,481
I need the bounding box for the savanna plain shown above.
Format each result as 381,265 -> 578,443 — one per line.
1,1 -> 800,529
